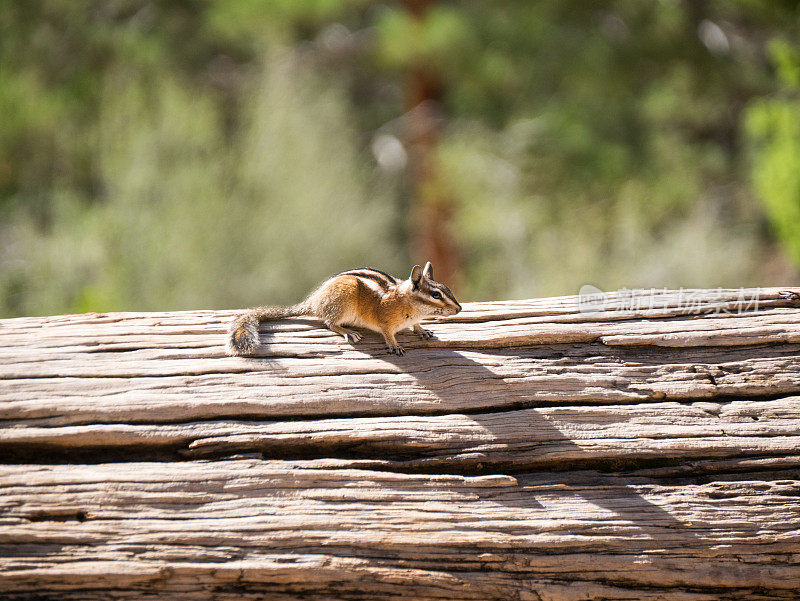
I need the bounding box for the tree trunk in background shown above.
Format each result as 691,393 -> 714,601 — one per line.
403,0 -> 460,289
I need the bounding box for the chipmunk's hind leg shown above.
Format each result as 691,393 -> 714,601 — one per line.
311,290 -> 361,343
326,322 -> 363,344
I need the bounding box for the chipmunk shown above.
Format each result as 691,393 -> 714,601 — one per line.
227,262 -> 461,356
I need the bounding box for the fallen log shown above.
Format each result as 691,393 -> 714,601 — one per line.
1,287 -> 800,600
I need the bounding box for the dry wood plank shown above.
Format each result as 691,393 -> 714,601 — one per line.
4,314 -> 800,426
2,460 -> 800,600
2,288 -> 800,600
3,399 -> 800,473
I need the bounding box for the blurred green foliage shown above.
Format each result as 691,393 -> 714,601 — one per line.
746,39 -> 800,266
1,0 -> 800,316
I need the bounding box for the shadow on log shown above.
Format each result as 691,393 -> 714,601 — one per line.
2,288 -> 800,600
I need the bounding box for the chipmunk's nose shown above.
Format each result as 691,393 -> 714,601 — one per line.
452,302 -> 462,315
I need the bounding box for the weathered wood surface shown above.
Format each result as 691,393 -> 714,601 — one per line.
2,287 -> 800,600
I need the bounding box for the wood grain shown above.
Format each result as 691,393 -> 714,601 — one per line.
2,287 -> 800,600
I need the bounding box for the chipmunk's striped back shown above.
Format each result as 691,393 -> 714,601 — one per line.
332,268 -> 400,292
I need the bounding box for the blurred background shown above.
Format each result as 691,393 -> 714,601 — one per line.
2,0 -> 800,317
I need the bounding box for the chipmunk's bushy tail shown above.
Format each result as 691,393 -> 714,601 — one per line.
226,304 -> 309,355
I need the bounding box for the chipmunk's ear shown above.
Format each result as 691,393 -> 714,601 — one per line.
410,265 -> 423,289
422,261 -> 433,279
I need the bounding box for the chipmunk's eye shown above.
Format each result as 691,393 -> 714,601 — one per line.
431,291 -> 442,300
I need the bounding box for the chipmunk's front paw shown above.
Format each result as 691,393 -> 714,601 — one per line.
387,345 -> 405,356
415,327 -> 434,340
